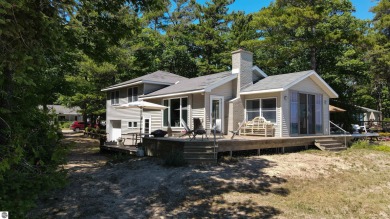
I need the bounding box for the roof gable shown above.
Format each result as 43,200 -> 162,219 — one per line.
101,71 -> 188,91
241,70 -> 338,98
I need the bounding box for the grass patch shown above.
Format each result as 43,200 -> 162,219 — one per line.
108,153 -> 132,164
351,140 -> 390,152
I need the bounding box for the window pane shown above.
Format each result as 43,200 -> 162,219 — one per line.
290,91 -> 298,134
247,100 -> 259,110
128,89 -> 133,102
133,122 -> 137,127
115,91 -> 119,104
128,122 -> 132,128
262,99 -> 276,111
247,111 -> 260,121
111,92 -> 114,105
181,98 -> 188,124
262,111 -> 276,123
133,87 -> 138,101
170,98 -> 180,127
163,100 -> 169,126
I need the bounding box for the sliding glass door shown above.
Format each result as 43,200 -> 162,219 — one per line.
291,91 -> 322,135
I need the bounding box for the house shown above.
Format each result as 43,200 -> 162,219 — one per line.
45,105 -> 83,122
102,49 -> 338,141
355,105 -> 382,126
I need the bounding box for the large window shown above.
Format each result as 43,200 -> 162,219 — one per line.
128,87 -> 138,103
163,97 -> 188,127
111,91 -> 119,105
246,98 -> 277,123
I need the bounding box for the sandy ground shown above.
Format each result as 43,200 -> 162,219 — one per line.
30,133 -> 390,218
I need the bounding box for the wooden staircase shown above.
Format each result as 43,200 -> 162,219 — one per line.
183,142 -> 218,164
314,138 -> 347,151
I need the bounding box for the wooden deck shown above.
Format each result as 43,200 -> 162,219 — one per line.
141,135 -> 353,163
217,135 -> 353,152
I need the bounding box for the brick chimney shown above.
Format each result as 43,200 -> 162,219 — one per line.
231,49 -> 253,96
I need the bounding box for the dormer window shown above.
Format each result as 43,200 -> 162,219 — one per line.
128,87 -> 138,103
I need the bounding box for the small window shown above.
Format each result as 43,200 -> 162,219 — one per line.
246,98 -> 277,123
111,91 -> 119,105
128,87 -> 139,103
128,121 -> 138,128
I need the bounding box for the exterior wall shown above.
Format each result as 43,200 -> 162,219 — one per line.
192,93 -> 205,129
241,92 -> 282,137
228,97 -> 245,133
106,85 -> 143,141
206,81 -> 235,133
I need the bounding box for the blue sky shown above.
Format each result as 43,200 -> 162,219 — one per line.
196,0 -> 377,20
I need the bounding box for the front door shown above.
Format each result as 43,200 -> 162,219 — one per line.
210,96 -> 224,132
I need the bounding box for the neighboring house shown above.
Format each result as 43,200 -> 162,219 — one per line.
46,105 -> 83,122
355,105 -> 382,126
102,49 -> 338,141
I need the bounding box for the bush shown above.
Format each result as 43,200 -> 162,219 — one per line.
59,121 -> 72,129
379,132 -> 390,137
351,140 -> 390,152
164,150 -> 187,167
0,109 -> 68,218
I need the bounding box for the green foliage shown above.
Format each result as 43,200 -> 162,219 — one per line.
59,121 -> 72,129
351,140 -> 390,152
164,150 -> 187,167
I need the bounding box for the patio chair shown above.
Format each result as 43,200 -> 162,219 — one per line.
229,119 -> 246,139
180,118 -> 194,139
193,118 -> 208,140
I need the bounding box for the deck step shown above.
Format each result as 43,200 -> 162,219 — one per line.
183,144 -> 217,164
314,139 -> 347,151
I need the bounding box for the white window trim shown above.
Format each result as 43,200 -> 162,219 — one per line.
162,96 -> 188,128
111,90 -> 120,106
245,97 -> 278,124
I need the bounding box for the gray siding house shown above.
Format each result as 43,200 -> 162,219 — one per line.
102,49 -> 338,141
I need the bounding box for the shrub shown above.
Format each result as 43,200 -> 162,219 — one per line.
59,121 -> 72,129
351,140 -> 390,152
164,150 -> 187,167
379,132 -> 390,137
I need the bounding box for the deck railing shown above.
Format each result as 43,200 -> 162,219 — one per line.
330,121 -> 349,147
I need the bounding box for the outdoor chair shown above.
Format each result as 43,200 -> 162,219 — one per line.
180,118 -> 194,139
193,118 -> 208,140
229,119 -> 246,139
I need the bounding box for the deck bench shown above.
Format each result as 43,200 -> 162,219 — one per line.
239,116 -> 274,137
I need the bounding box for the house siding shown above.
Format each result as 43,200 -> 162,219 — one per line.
229,97 -> 245,133
192,93 -> 205,129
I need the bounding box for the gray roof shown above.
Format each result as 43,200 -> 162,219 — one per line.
356,105 -> 381,113
143,71 -> 232,98
102,71 -> 188,91
242,70 -> 313,93
47,105 -> 81,115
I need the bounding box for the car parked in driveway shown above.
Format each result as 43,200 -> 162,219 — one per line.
70,121 -> 89,132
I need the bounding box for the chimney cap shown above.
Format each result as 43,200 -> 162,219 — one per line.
231,49 -> 253,55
